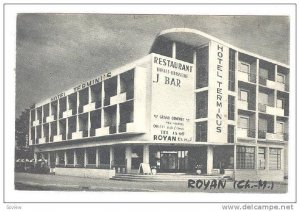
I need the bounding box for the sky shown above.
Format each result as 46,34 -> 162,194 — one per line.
16,14 -> 290,117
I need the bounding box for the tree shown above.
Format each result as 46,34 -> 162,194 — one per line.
15,108 -> 32,160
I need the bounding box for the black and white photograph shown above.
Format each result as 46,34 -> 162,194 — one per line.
2,2 -> 298,210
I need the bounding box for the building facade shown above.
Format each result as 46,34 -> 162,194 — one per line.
28,28 -> 289,181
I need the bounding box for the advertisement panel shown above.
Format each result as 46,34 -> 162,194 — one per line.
151,53 -> 195,142
207,41 -> 229,143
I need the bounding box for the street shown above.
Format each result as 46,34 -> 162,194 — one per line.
15,173 -> 288,193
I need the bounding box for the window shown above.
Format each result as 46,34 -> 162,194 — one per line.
196,47 -> 209,89
196,91 -> 208,119
239,89 -> 248,102
276,122 -> 284,134
240,62 -> 250,73
228,125 -> 235,143
237,146 -> 255,169
258,148 -> 266,170
277,98 -> 284,109
228,95 -> 235,120
277,73 -> 285,84
228,49 -> 236,91
196,121 -> 207,142
269,148 -> 281,170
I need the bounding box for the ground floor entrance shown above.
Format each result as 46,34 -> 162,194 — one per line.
34,144 -> 234,175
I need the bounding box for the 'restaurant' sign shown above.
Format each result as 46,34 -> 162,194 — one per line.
151,53 -> 195,142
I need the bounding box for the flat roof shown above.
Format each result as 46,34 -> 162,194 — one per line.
151,28 -> 289,68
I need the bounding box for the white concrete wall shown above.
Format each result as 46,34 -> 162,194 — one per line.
55,167 -> 115,179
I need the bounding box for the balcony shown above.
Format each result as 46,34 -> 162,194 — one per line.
110,92 -> 127,105
266,80 -> 277,89
95,127 -> 110,136
53,134 -> 62,142
238,71 -> 256,83
118,122 -> 137,133
238,100 -> 248,110
32,120 -> 40,126
46,115 -> 55,123
72,131 -> 83,139
83,102 -> 96,113
63,110 -> 73,118
267,133 -> 288,141
237,127 -> 256,139
38,137 -> 46,144
277,82 -> 289,92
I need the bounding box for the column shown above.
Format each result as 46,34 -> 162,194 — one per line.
109,146 -> 114,169
73,149 -> 77,167
96,147 -> 100,168
125,146 -> 132,173
76,92 -> 80,131
88,86 -> 92,104
207,146 -> 213,175
88,112 -> 91,137
29,110 -> 31,145
57,100 -> 60,136
55,152 -> 59,166
64,151 -> 67,166
255,59 -> 259,140
116,75 -> 121,133
34,153 -> 38,165
172,42 -> 176,59
84,148 -> 88,167
48,152 -> 51,166
143,145 -> 149,164
265,147 -> 270,172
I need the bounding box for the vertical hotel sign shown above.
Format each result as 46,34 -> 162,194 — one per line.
151,53 -> 195,142
207,41 -> 229,143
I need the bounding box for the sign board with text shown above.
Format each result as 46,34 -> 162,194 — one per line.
151,53 -> 195,142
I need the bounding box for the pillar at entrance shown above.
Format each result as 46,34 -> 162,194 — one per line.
96,147 -> 100,168
64,151 -> 67,166
73,149 -> 77,167
109,147 -> 114,169
48,152 -> 51,166
34,153 -> 38,164
125,146 -> 132,173
207,146 -> 214,175
143,145 -> 149,164
55,152 -> 59,166
84,148 -> 88,167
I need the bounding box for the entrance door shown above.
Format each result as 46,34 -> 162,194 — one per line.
160,152 -> 178,172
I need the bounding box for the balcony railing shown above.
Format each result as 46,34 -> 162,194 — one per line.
119,123 -> 127,133
238,70 -> 256,83
237,127 -> 256,138
90,128 -> 96,137
258,103 -> 267,112
95,100 -> 101,109
109,126 -> 117,134
258,130 -> 266,139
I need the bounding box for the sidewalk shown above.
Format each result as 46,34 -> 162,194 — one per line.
15,172 -> 288,193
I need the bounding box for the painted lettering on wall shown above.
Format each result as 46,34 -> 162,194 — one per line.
73,72 -> 111,92
216,44 -> 224,133
151,54 -> 194,142
51,92 -> 65,102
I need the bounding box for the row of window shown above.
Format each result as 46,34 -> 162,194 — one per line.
237,146 -> 281,170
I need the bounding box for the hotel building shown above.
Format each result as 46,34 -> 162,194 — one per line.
28,28 -> 289,181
